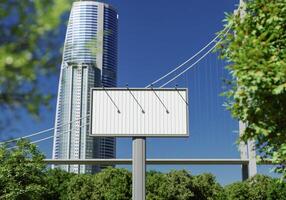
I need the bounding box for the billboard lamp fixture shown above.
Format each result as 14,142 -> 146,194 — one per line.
126,84 -> 145,114
150,85 -> 169,114
102,86 -> 121,114
175,85 -> 189,106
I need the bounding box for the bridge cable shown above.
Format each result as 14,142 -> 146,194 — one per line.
1,24 -> 232,146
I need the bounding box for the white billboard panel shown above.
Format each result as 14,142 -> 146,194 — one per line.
90,88 -> 189,137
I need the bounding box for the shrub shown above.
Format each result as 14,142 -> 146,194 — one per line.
225,181 -> 250,200
65,174 -> 94,200
92,168 -> 132,200
146,170 -> 225,200
225,175 -> 286,200
44,168 -> 75,200
0,140 -> 47,200
192,173 -> 226,200
146,171 -> 167,200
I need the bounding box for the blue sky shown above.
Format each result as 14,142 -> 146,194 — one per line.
2,0 -> 276,185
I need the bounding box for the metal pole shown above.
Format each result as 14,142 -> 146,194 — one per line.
132,137 -> 146,200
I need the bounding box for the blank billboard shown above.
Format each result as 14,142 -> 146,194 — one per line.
90,88 -> 189,137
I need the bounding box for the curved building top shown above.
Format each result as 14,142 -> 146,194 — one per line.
63,1 -> 118,65
74,1 -> 117,12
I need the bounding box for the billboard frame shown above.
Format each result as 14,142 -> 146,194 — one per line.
89,87 -> 189,138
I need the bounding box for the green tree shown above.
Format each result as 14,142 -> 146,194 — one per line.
0,0 -> 70,122
225,175 -> 286,200
247,174 -> 286,200
192,173 -> 226,200
147,170 -> 225,200
266,177 -> 286,200
44,168 -> 75,200
217,0 -> 286,179
0,139 -> 47,199
247,175 -> 273,200
225,182 -> 250,200
146,171 -> 167,200
154,170 -> 195,200
65,174 -> 94,200
92,168 -> 132,200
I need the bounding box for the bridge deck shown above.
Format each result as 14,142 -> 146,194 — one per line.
44,159 -> 272,165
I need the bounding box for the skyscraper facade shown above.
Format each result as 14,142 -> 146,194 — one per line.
52,1 -> 118,174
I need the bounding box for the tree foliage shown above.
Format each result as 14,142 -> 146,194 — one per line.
146,170 -> 225,200
146,171 -> 167,200
225,174 -> 286,200
62,168 -> 132,200
225,181 -> 250,200
155,170 -> 195,200
44,168 -> 75,200
192,173 -> 226,200
0,139 -> 47,199
92,167 -> 132,200
217,0 -> 286,179
0,0 -> 70,118
1,141 -> 286,199
65,174 -> 94,200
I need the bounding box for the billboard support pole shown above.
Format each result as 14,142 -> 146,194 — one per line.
132,137 -> 146,200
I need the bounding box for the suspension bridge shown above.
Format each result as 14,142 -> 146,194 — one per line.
0,0 -> 273,184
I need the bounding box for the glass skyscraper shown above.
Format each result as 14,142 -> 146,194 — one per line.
52,1 -> 118,174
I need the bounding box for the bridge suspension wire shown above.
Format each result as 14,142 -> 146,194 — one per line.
1,13 -> 234,147
2,29 -> 229,146
7,123 -> 90,150
0,128 -> 54,145
146,25 -> 230,88
159,26 -> 231,88
0,114 -> 90,144
172,40 -> 233,156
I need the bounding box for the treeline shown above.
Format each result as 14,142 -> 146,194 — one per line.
3,167 -> 286,200
1,140 -> 286,200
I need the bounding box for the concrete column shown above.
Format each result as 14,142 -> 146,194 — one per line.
239,121 -> 249,180
248,139 -> 257,177
238,0 -> 257,180
132,137 -> 146,200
